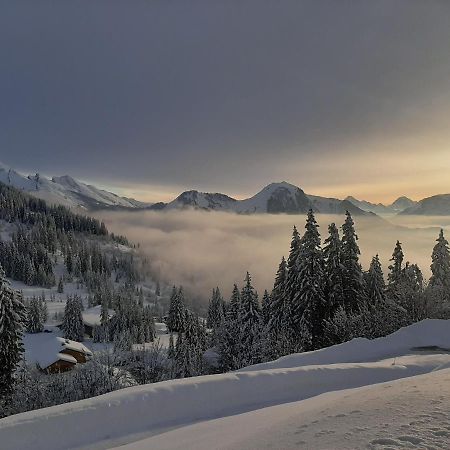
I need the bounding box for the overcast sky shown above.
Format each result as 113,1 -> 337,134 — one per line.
1,1 -> 450,203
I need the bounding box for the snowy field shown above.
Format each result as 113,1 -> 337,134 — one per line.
1,319 -> 449,450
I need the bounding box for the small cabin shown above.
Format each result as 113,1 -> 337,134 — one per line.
24,334 -> 93,374
58,338 -> 93,364
82,305 -> 115,338
44,353 -> 77,374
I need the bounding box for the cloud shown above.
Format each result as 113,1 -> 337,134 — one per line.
1,1 -> 450,201
94,210 -> 446,303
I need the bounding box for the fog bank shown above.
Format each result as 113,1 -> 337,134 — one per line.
95,210 -> 448,301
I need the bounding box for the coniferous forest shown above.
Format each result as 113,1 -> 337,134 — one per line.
1,181 -> 450,417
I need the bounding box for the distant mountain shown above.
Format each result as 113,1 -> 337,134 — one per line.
0,161 -> 425,216
400,194 -> 450,216
346,195 -> 416,215
166,191 -> 237,211
390,196 -> 417,212
345,196 -> 393,215
157,181 -> 373,215
0,162 -> 150,210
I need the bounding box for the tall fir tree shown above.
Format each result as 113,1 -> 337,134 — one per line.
261,290 -> 271,326
239,272 -> 262,367
167,286 -> 185,332
294,210 -> 325,350
226,284 -> 241,323
0,265 -> 26,397
62,294 -> 84,341
323,223 -> 344,318
283,227 -> 302,351
218,285 -> 241,372
388,241 -> 404,287
341,211 -> 366,312
430,229 -> 450,289
26,296 -> 45,333
207,287 -> 225,330
366,255 -> 386,305
267,256 -> 290,358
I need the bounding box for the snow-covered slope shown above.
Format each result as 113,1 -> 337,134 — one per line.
1,319 -> 449,450
0,162 -> 149,210
400,193 -> 450,216
235,182 -> 312,214
122,368 -> 450,450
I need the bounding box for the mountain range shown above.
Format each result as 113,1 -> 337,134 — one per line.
161,182 -> 377,216
0,162 -> 150,210
3,161 -> 449,215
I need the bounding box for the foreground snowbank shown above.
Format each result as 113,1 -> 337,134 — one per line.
119,367 -> 450,450
240,318 -> 450,372
1,320 -> 449,450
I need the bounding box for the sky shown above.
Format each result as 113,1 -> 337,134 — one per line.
1,1 -> 450,203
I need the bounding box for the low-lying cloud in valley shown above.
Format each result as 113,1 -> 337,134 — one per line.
95,210 -> 450,303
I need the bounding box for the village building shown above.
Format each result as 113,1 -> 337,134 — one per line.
23,331 -> 93,374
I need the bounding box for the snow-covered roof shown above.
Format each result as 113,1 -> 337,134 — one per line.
82,305 -> 115,327
24,331 -> 92,369
56,337 -> 93,357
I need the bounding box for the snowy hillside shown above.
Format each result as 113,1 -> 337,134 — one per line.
1,319 -> 449,450
0,162 -> 149,210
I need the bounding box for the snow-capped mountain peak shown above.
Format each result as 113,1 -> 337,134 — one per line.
0,162 -> 150,210
235,181 -> 312,214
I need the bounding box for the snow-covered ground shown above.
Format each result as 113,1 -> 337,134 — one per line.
1,319 -> 450,450
121,368 -> 450,450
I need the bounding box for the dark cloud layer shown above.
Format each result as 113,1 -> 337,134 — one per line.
1,1 -> 450,198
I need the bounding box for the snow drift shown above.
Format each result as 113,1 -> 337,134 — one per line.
1,320 -> 450,450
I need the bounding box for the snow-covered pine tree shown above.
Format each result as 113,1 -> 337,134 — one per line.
294,210 -> 325,350
430,229 -> 450,290
217,284 -> 241,372
167,286 -> 185,332
366,255 -> 386,306
282,227 -> 302,352
388,240 -> 404,287
0,265 -> 26,397
261,290 -> 271,326
323,223 -> 344,318
341,211 -> 366,312
26,296 -> 45,333
427,229 -> 450,317
176,310 -> 205,378
267,256 -> 289,358
168,333 -> 175,359
395,262 -> 425,321
114,328 -> 132,353
226,284 -> 241,323
238,272 -> 262,367
62,294 -> 84,341
207,287 -> 225,330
